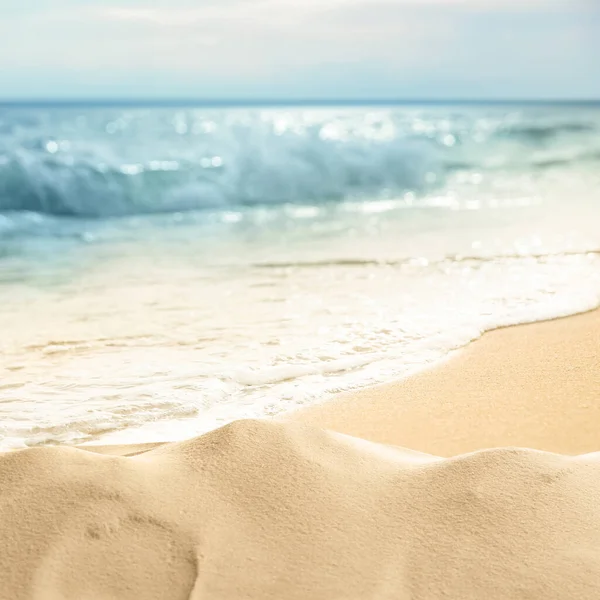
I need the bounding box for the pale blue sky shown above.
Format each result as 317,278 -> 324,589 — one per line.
0,0 -> 598,100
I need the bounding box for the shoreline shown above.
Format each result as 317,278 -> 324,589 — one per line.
290,307 -> 600,456
78,307 -> 600,458
3,308 -> 600,598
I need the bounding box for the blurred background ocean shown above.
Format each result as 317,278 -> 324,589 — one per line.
1,101 -> 600,449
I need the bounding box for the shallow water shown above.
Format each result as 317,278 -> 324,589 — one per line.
1,103 -> 600,449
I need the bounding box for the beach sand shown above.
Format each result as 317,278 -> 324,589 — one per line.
1,310 -> 600,599
292,307 -> 600,456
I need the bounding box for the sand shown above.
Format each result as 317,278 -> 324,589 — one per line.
293,308 -> 600,456
1,310 -> 600,599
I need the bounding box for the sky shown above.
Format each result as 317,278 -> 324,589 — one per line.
0,0 -> 598,100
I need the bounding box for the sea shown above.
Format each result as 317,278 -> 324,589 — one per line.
1,101 -> 599,450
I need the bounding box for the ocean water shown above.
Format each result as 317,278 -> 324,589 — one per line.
1,102 -> 599,449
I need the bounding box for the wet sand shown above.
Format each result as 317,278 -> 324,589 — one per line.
293,309 -> 600,456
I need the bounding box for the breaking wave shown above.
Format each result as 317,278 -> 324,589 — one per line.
0,105 -> 598,218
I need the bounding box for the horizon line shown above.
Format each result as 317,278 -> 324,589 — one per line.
1,97 -> 600,108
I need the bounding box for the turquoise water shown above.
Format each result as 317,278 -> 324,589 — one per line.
1,103 -> 600,448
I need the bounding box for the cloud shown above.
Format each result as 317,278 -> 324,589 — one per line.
0,0 -> 451,72
93,0 -> 576,30
0,0 -> 597,99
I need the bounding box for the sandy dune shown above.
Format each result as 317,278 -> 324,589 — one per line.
2,419 -> 600,599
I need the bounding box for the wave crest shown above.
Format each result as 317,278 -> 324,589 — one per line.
0,130 -> 434,217
1,106 -> 598,218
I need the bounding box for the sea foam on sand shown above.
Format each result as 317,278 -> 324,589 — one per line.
1,419 -> 600,600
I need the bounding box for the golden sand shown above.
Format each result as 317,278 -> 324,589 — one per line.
293,309 -> 600,456
3,421 -> 600,599
1,310 -> 600,599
